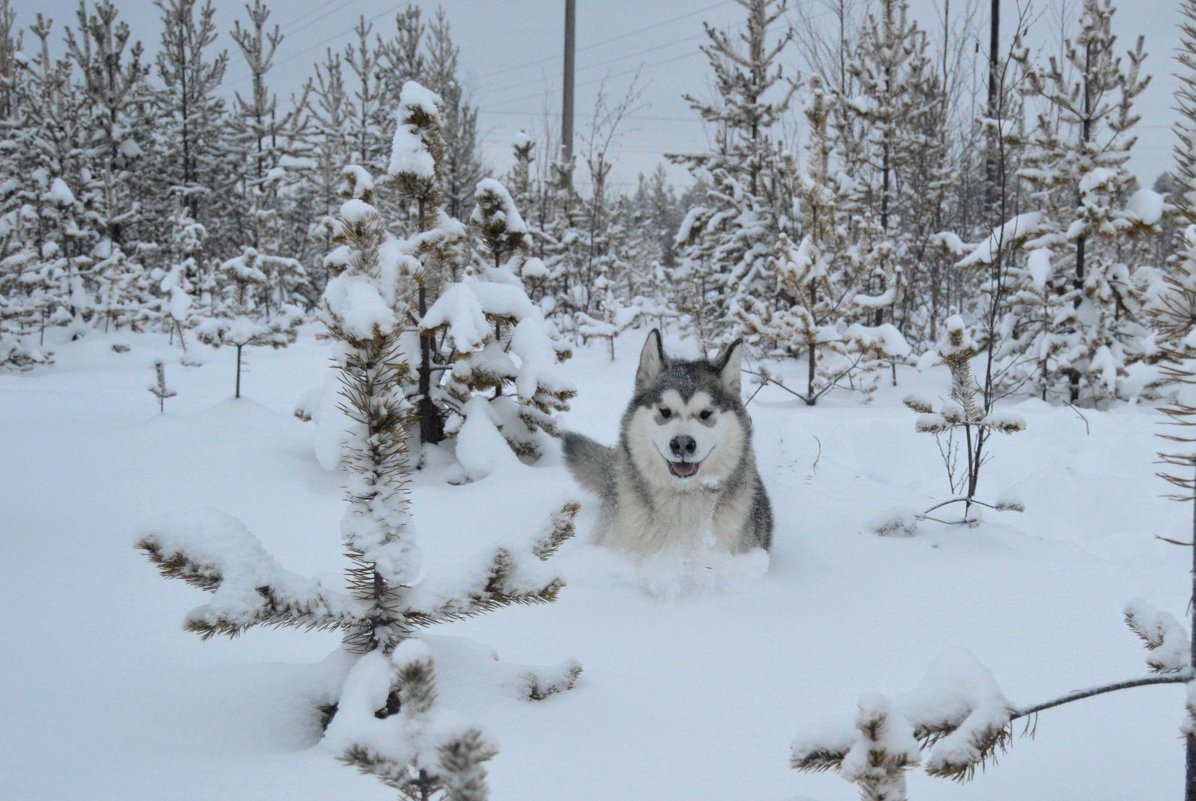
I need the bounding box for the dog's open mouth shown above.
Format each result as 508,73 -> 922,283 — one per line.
667,459 -> 701,479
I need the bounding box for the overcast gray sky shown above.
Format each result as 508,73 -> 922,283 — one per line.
20,0 -> 1184,196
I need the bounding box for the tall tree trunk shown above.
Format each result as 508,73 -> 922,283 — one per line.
415,197 -> 444,445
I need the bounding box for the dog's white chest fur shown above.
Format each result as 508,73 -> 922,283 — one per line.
599,475 -> 720,554
594,456 -> 755,556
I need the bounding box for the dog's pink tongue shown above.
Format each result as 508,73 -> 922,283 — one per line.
672,461 -> 697,477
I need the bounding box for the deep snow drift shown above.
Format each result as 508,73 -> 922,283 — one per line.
0,326 -> 1189,800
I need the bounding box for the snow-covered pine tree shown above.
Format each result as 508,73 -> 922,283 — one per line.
646,165 -> 681,272
0,0 -> 16,121
507,131 -> 535,225
138,159 -> 580,800
423,9 -> 483,223
904,15 -> 1038,528
64,0 -> 153,333
888,48 -> 956,347
306,48 -> 354,295
1151,171 -> 1186,269
194,247 -> 301,398
66,0 -> 149,251
38,173 -> 93,339
572,183 -> 673,357
737,75 -> 903,404
472,178 -> 530,275
157,199 -> 205,353
3,15 -> 102,344
0,195 -> 54,369
569,81 -> 640,321
502,131 -> 552,302
634,164 -> 683,293
534,145 -> 584,331
226,0 -> 313,317
670,0 -> 797,349
344,15 -> 400,184
0,21 -> 56,370
388,79 -> 461,446
1012,0 -> 1156,403
837,0 -> 935,335
380,3 -> 428,109
670,190 -> 724,353
378,81 -> 567,469
91,240 -> 148,332
149,0 -> 229,232
422,175 -> 575,472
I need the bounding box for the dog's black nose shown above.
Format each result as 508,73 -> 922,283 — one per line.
670,435 -> 696,457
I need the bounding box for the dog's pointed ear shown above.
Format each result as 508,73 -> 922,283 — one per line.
636,329 -> 666,391
716,338 -> 744,395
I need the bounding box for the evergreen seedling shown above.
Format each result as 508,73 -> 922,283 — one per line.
148,359 -> 176,412
897,316 -> 1025,530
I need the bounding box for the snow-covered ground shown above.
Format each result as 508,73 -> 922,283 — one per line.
1,327 -> 1189,800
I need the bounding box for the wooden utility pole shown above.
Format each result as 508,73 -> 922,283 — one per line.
561,0 -> 575,192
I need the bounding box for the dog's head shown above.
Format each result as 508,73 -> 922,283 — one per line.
622,329 -> 749,491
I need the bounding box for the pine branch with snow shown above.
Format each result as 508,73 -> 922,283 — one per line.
522,659 -> 583,702
792,626 -> 1196,794
437,728 -> 496,801
334,642 -> 498,801
154,201 -> 207,353
793,692 -> 921,801
1175,0 -> 1196,229
136,509 -> 358,639
471,178 -> 528,273
389,80 -> 444,231
1124,599 -> 1192,674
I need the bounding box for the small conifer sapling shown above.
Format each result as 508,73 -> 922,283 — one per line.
138,83 -> 582,801
895,315 -> 1025,532
148,359 -> 176,413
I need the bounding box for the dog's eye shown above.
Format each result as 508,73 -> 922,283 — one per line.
659,407 -> 672,420
699,409 -> 713,421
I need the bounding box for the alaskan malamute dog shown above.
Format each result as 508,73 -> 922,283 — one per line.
563,329 -> 773,555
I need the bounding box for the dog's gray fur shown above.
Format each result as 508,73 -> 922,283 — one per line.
563,329 -> 773,555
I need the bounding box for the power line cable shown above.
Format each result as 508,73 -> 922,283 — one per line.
226,0 -> 742,93
482,31 -> 709,98
225,4 -> 398,89
482,0 -> 735,80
